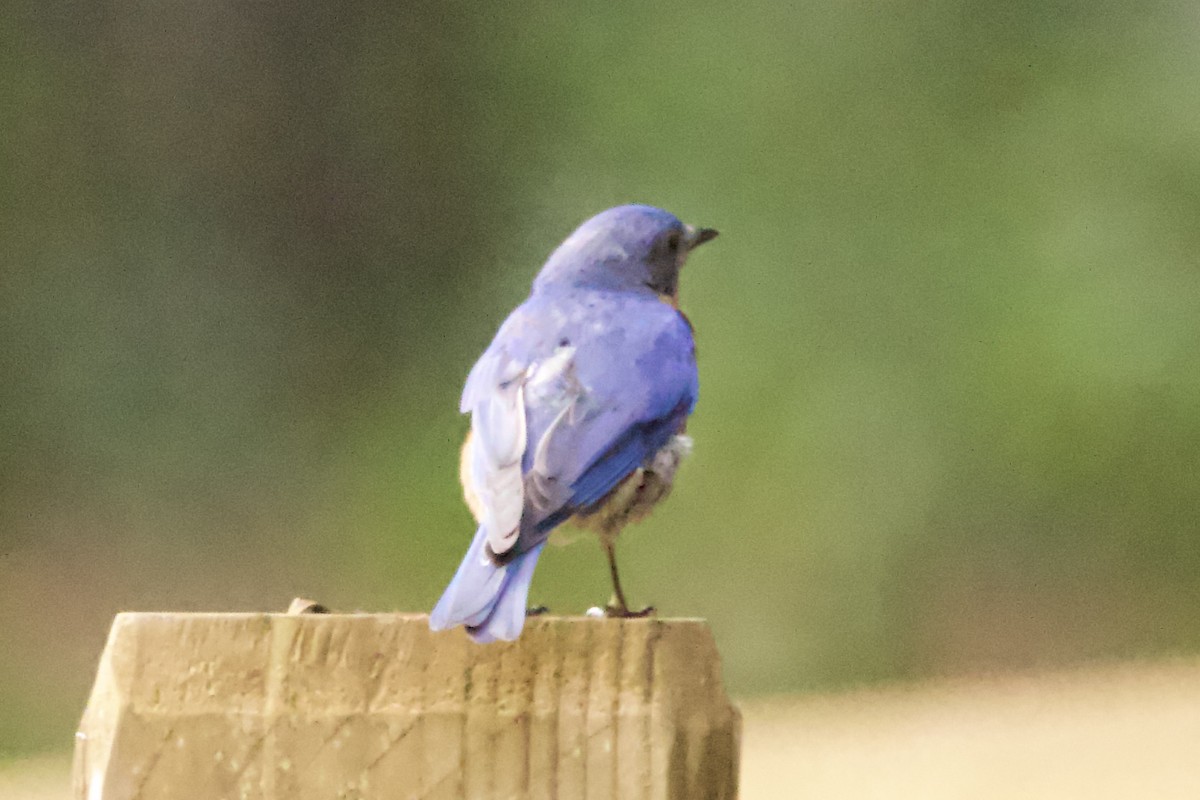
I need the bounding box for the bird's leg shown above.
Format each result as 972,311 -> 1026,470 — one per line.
603,538 -> 630,614
602,537 -> 655,618
526,605 -> 550,617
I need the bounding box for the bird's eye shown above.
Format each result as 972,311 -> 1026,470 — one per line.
666,232 -> 681,254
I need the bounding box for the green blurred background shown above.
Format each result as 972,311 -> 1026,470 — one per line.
3,1 -> 1199,757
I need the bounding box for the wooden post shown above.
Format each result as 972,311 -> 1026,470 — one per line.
74,612 -> 741,799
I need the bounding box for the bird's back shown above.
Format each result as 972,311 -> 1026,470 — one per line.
461,286 -> 698,548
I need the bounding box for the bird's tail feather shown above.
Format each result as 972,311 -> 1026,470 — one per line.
429,524 -> 544,643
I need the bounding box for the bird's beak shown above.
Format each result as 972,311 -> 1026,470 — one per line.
685,225 -> 719,250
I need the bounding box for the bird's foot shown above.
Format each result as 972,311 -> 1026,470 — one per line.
603,604 -> 656,619
526,605 -> 550,617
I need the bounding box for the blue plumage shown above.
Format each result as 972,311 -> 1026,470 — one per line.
429,205 -> 716,642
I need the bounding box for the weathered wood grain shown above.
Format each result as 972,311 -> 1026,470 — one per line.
74,613 -> 740,800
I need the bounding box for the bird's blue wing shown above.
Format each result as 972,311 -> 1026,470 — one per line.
563,397 -> 693,512
528,309 -> 698,533
457,294 -> 698,551
435,293 -> 697,641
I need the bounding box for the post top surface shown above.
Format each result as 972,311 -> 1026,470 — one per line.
111,611 -> 713,626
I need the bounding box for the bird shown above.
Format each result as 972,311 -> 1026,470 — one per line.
429,204 -> 717,643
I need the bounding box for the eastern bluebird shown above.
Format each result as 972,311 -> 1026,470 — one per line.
429,205 -> 717,643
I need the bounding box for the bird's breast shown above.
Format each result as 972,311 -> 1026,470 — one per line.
571,433 -> 693,542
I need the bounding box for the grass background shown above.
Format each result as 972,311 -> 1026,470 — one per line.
3,0 -> 1200,758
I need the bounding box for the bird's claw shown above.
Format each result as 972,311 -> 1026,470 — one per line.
603,604 -> 656,619
526,605 -> 550,617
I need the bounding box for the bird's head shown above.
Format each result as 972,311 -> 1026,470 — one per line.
533,205 -> 718,304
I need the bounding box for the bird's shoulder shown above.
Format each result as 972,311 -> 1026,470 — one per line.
490,288 -> 693,366
462,288 -> 695,413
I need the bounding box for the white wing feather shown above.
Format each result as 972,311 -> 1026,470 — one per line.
468,374 -> 527,558
465,345 -> 582,558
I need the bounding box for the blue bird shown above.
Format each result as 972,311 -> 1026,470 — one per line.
429,205 -> 718,643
